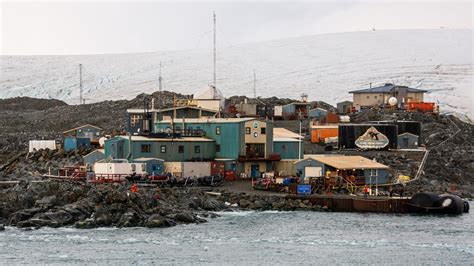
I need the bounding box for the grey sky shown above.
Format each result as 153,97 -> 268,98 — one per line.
1,1 -> 472,55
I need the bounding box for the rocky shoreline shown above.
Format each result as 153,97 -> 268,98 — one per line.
0,180 -> 325,230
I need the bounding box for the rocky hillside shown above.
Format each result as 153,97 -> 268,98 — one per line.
0,91 -> 189,165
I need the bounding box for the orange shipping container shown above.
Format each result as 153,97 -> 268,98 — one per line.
311,126 -> 339,143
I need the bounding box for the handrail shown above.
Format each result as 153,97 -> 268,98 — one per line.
409,115 -> 461,183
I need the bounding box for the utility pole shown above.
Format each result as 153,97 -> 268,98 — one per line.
79,64 -> 83,105
159,61 -> 163,92
253,69 -> 257,99
212,11 -> 217,98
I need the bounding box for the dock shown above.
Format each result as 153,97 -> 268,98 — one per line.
287,194 -> 410,213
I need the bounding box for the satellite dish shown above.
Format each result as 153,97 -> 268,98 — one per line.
388,97 -> 398,106
99,137 -> 107,147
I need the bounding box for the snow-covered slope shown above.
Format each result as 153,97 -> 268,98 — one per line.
1,29 -> 472,118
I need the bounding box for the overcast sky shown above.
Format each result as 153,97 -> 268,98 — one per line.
1,1 -> 472,55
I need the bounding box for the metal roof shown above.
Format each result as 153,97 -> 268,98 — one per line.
63,124 -> 103,134
127,106 -> 218,114
133,157 -> 165,162
296,155 -> 388,170
157,117 -> 258,124
273,137 -> 301,142
349,83 -> 427,94
273,127 -> 303,139
113,135 -> 214,142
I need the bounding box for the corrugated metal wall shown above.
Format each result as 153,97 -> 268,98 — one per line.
273,141 -> 301,159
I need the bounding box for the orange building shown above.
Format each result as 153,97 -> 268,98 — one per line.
310,126 -> 339,143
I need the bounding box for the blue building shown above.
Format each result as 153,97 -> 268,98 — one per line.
132,158 -> 165,175
294,155 -> 389,185
308,108 -> 328,119
63,124 -> 102,151
104,135 -> 216,162
282,102 -> 312,119
273,138 -> 303,160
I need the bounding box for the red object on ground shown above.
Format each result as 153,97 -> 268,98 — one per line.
224,170 -> 236,181
211,161 -> 225,176
130,184 -> 139,193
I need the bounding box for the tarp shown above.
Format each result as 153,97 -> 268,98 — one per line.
29,140 -> 57,153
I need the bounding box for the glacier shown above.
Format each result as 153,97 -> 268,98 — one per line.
0,29 -> 472,119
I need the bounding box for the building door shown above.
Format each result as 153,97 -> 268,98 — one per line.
403,138 -> 409,148
305,167 -> 322,178
251,164 -> 260,178
116,141 -> 125,159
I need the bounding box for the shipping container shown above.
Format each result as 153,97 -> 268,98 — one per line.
338,124 -> 398,150
406,102 -> 436,113
310,126 -> 339,143
94,160 -> 146,181
182,162 -> 211,178
326,112 -> 339,124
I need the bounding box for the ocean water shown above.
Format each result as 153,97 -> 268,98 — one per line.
1,210 -> 473,265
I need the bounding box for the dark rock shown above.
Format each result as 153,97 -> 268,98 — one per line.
146,214 -> 170,228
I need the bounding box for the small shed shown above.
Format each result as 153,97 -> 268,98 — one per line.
398,132 -> 419,149
282,102 -> 312,119
63,124 -> 103,151
308,108 -> 328,119
63,124 -> 103,141
133,158 -> 165,174
337,101 -> 353,114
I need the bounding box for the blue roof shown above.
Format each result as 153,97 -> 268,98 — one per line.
349,83 -> 427,93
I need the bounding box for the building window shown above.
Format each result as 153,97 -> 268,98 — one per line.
216,144 -> 221,152
246,127 -> 251,134
370,169 -> 378,176
216,126 -> 221,135
131,164 -> 136,171
195,145 -> 201,153
160,145 -> 166,153
282,145 -> 286,150
374,95 -> 377,99
261,127 -> 266,135
178,145 -> 184,153
367,95 -> 370,99
130,114 -> 141,127
141,144 -> 151,153
141,164 -> 146,171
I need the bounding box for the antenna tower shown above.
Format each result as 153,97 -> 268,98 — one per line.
212,11 -> 217,98
159,61 -> 163,92
79,64 -> 83,104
